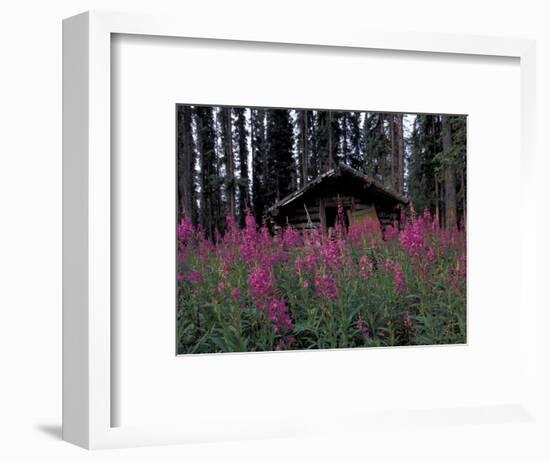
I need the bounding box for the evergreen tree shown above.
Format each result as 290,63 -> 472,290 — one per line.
391,113 -> 405,195
347,111 -> 363,171
296,109 -> 309,188
251,108 -> 267,222
177,105 -> 197,224
308,110 -> 322,178
442,115 -> 457,229
316,110 -> 338,171
364,112 -> 390,184
195,106 -> 218,239
266,109 -> 295,202
407,114 -> 442,220
234,107 -> 250,225
408,115 -> 433,216
333,111 -> 346,165
451,116 -> 467,225
218,107 -> 236,219
178,103 -> 466,236
435,115 -> 467,227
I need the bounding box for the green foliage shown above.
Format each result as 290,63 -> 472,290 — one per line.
176,219 -> 466,354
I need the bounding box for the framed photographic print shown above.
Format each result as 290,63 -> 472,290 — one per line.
175,103 -> 467,355
63,11 -> 538,450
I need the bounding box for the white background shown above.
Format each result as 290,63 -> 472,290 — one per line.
1,1 -> 549,460
113,35 -> 523,428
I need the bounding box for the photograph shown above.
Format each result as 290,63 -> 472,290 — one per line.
176,104 -> 467,354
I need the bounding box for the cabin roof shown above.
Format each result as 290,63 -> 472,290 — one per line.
267,163 -> 408,215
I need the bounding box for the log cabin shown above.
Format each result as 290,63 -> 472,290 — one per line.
266,163 -> 408,235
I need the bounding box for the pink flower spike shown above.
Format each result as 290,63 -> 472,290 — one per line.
188,271 -> 204,284
392,263 -> 405,293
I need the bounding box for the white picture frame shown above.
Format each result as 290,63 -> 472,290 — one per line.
62,10 -> 538,449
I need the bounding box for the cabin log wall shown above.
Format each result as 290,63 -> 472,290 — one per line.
266,164 -> 407,234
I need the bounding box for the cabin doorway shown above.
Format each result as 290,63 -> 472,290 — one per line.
325,206 -> 349,229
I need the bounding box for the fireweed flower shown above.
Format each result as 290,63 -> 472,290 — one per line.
240,237 -> 257,262
244,213 -> 270,261
440,229 -> 449,251
314,271 -> 337,300
295,256 -> 304,275
270,248 -> 289,266
219,244 -> 238,268
197,238 -> 214,260
302,227 -> 322,251
224,214 -> 239,245
427,247 -> 436,264
399,217 -> 425,257
218,261 -> 230,279
384,224 -> 399,241
348,223 -> 363,245
214,228 -> 222,245
177,247 -> 187,266
383,258 -> 394,272
282,225 -> 302,248
364,217 -> 382,235
177,218 -> 194,245
276,335 -> 296,351
403,311 -> 414,330
455,255 -> 467,278
359,255 -> 374,280
305,253 -> 319,272
348,218 -> 380,247
177,209 -> 465,351
334,222 -> 345,240
355,319 -> 371,339
248,266 -> 275,309
259,226 -> 272,247
244,213 -> 257,237
320,238 -> 346,271
335,202 -> 346,237
422,208 -> 432,224
392,263 -> 405,293
188,271 -> 204,284
450,228 -> 459,249
337,202 -> 345,218
268,298 -> 293,334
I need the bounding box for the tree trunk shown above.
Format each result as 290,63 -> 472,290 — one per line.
177,106 -> 195,222
435,178 -> 440,226
396,114 -> 405,194
378,113 -> 386,183
224,107 -> 235,217
195,113 -> 206,232
302,110 -> 308,186
390,114 -> 396,189
442,115 -> 457,229
341,113 -> 349,165
460,167 -> 466,228
236,108 -> 249,224
328,110 -> 333,169
250,109 -> 256,198
261,110 -> 268,219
